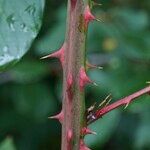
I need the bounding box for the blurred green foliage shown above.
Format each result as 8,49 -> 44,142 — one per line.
0,0 -> 150,149
0,138 -> 16,150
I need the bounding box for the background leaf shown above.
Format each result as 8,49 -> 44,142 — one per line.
0,138 -> 16,150
0,0 -> 45,70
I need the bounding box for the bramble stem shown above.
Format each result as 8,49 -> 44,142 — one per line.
88,86 -> 150,124
61,0 -> 88,149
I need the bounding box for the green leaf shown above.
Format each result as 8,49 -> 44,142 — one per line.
0,138 -> 16,150
0,0 -> 45,70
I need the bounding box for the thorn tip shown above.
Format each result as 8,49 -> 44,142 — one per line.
82,127 -> 97,135
86,62 -> 103,70
48,111 -> 64,123
40,44 -> 65,66
79,67 -> 93,89
84,5 -> 95,24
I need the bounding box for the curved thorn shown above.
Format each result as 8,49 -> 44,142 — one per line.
48,111 -> 64,123
40,50 -> 60,59
96,18 -> 103,22
40,44 -> 65,66
86,62 -> 103,70
99,94 -> 112,107
124,102 -> 130,109
80,140 -> 91,150
79,67 -> 94,89
93,82 -> 98,87
84,5 -> 95,24
93,2 -> 102,6
82,127 -> 97,135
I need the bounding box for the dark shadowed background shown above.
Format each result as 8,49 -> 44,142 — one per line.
0,0 -> 150,149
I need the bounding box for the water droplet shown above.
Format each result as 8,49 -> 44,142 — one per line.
6,14 -> 16,31
0,53 -> 14,66
16,54 -> 20,59
31,31 -> 37,38
25,4 -> 36,16
30,25 -> 39,38
10,24 -> 15,31
3,46 -> 8,53
21,23 -> 28,32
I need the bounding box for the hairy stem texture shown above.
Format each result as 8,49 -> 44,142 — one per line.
61,0 -> 89,150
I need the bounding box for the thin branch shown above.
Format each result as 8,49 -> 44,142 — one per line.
88,86 -> 150,124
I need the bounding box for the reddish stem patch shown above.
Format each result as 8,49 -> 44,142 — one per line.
71,0 -> 77,10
